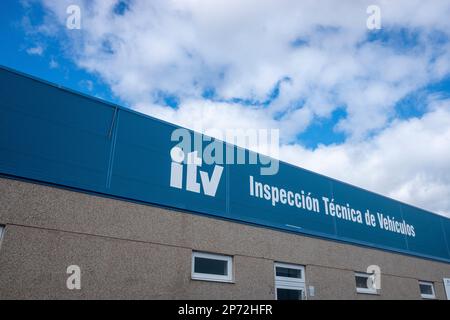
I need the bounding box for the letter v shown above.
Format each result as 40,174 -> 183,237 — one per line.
199,165 -> 224,197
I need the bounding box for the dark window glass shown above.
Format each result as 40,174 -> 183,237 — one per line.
276,288 -> 302,300
276,267 -> 302,279
355,275 -> 369,289
194,257 -> 228,276
420,283 -> 433,295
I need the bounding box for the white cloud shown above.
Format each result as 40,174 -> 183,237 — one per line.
79,79 -> 94,91
30,0 -> 450,216
26,45 -> 44,56
49,57 -> 59,68
280,100 -> 450,216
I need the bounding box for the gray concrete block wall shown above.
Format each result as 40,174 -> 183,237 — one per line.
0,177 -> 449,299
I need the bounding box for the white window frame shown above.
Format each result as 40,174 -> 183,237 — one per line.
191,251 -> 233,283
355,272 -> 378,295
274,262 -> 306,300
419,281 -> 436,299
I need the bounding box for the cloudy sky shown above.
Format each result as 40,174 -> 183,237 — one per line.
1,0 -> 450,216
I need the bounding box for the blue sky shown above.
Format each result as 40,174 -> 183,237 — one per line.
0,1 -> 122,105
1,0 -> 450,216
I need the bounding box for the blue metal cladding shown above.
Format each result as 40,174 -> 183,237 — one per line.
1,65 -> 450,263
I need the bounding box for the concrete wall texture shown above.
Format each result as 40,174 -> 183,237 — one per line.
0,176 -> 449,300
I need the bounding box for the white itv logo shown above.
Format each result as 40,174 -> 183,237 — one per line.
170,147 -> 223,197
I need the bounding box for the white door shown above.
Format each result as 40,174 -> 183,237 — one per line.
274,262 -> 306,300
444,278 -> 450,300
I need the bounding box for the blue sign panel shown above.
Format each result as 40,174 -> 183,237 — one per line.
1,66 -> 450,263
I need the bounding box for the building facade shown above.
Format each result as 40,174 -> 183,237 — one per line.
1,66 -> 450,299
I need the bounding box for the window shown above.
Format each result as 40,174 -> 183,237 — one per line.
274,262 -> 306,300
191,251 -> 233,282
419,281 -> 436,299
355,272 -> 378,294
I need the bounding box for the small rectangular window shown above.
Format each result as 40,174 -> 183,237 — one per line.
276,288 -> 303,300
274,262 -> 306,300
419,281 -> 436,299
355,272 -> 377,294
191,252 -> 233,282
276,266 -> 302,279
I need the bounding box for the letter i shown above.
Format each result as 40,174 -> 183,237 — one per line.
170,147 -> 185,189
